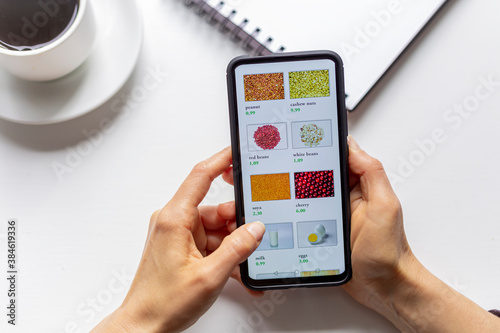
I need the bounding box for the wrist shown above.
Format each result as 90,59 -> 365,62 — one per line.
106,301 -> 166,333
375,253 -> 500,333
368,251 -> 431,332
90,307 -> 138,333
385,253 -> 432,332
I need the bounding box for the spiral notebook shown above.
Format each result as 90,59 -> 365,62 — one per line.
179,0 -> 449,111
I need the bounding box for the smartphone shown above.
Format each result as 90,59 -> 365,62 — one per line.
227,51 -> 351,290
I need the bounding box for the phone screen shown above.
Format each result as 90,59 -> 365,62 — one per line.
228,52 -> 350,288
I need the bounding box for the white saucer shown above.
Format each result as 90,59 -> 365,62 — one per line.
0,0 -> 143,125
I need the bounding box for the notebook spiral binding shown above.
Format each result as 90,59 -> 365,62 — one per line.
180,0 -> 286,56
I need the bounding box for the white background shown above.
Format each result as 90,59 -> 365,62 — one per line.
1,0 -> 500,332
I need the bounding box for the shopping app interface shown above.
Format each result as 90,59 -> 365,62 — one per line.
235,59 -> 346,280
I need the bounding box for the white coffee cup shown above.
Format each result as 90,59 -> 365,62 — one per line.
0,0 -> 96,81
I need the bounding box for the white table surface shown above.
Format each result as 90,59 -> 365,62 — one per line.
1,0 -> 500,332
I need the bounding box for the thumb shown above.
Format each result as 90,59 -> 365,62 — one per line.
205,222 -> 265,282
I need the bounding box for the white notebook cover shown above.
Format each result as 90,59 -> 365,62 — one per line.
187,0 -> 448,110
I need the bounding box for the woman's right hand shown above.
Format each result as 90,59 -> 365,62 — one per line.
343,136 -> 500,333
342,136 -> 414,315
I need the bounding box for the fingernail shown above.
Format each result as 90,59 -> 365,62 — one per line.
246,222 -> 266,241
347,135 -> 360,152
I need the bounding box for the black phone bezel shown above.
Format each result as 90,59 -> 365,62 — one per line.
226,50 -> 351,290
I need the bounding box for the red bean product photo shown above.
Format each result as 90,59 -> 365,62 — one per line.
253,125 -> 281,150
294,170 -> 334,199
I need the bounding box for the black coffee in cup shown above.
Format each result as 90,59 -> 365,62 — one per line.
0,0 -> 80,51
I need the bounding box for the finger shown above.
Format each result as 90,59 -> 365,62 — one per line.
349,169 -> 359,190
349,183 -> 363,212
169,146 -> 232,209
217,201 -> 236,221
204,222 -> 265,282
227,220 -> 237,233
230,266 -> 240,280
248,289 -> 265,297
347,137 -> 360,189
192,220 -> 208,256
199,203 -> 236,231
199,205 -> 228,231
230,269 -> 265,297
222,166 -> 234,186
347,136 -> 395,201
